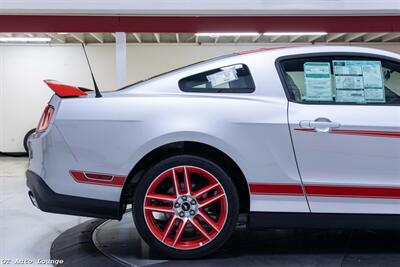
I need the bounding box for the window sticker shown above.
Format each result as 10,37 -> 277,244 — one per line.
303,62 -> 333,101
335,76 -> 364,90
333,60 -> 385,103
362,62 -> 385,103
333,61 -> 362,75
362,62 -> 384,88
336,90 -> 365,103
364,88 -> 385,103
206,68 -> 238,87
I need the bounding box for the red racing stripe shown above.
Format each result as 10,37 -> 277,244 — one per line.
249,183 -> 304,196
70,170 -> 126,187
330,129 -> 400,138
249,183 -> 400,199
294,128 -> 400,138
305,185 -> 400,199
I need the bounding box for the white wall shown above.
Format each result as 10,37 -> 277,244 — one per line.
1,43 -> 400,152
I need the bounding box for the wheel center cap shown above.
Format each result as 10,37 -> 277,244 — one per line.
174,195 -> 198,218
182,202 -> 191,211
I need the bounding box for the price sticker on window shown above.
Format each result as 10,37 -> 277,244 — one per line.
206,68 -> 238,87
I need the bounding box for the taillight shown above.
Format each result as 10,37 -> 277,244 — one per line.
36,105 -> 54,133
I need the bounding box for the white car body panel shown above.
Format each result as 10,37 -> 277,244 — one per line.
27,45 -> 400,217
289,103 -> 400,214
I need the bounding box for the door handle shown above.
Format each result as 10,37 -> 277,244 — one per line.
299,118 -> 340,133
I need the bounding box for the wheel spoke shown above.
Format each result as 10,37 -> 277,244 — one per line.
198,192 -> 225,208
146,193 -> 176,202
196,211 -> 220,233
172,218 -> 187,247
162,215 -> 178,241
183,167 -> 192,195
171,168 -> 181,197
144,205 -> 174,214
194,183 -> 219,198
190,218 -> 211,240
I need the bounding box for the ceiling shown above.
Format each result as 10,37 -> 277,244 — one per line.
1,16 -> 399,34
1,32 -> 400,44
1,0 -> 399,15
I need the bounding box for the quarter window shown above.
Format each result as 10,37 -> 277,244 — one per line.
279,56 -> 400,105
179,64 -> 255,93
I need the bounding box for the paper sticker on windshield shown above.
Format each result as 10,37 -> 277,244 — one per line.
303,62 -> 333,101
333,61 -> 362,75
362,62 -> 384,88
364,88 -> 385,103
333,60 -> 385,103
207,68 -> 238,87
336,90 -> 366,103
335,76 -> 364,90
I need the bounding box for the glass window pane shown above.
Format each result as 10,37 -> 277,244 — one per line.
179,64 -> 255,93
279,56 -> 400,105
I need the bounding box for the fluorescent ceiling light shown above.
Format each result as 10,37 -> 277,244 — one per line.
0,37 -> 51,42
57,32 -> 69,35
263,32 -> 327,36
195,32 -> 259,37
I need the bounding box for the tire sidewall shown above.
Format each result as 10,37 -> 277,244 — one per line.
133,154 -> 239,259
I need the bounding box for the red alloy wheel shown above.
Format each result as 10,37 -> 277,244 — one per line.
143,166 -> 228,250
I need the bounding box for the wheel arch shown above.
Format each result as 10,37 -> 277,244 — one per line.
120,141 -> 250,214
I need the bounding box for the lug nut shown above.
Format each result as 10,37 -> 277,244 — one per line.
190,210 -> 195,215
174,203 -> 180,208
179,212 -> 185,217
190,200 -> 196,205
182,196 -> 187,201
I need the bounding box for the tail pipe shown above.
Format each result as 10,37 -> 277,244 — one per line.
28,191 -> 39,208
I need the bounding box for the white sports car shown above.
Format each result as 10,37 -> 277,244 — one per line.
27,46 -> 400,258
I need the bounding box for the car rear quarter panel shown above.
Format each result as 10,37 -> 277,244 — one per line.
34,53 -> 307,211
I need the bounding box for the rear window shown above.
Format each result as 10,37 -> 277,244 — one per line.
179,64 -> 255,93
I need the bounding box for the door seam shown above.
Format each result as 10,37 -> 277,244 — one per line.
286,101 -> 312,212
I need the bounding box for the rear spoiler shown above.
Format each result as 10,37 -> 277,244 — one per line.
44,79 -> 93,98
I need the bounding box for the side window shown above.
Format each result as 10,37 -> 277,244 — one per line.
279,56 -> 400,105
179,64 -> 255,93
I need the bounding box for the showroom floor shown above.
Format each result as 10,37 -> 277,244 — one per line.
0,156 -> 88,266
52,207 -> 400,267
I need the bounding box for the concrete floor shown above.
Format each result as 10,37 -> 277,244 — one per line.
0,156 -> 88,266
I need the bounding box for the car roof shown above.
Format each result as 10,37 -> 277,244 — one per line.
237,45 -> 399,59
117,45 -> 399,92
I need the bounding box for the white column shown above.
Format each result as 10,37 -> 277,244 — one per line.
115,32 -> 126,88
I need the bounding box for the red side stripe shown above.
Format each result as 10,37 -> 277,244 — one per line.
249,183 -> 304,196
331,129 -> 400,138
70,170 -> 126,187
305,185 -> 400,199
249,183 -> 400,199
294,128 -> 400,138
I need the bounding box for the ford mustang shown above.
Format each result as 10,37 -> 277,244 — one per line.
26,46 -> 400,258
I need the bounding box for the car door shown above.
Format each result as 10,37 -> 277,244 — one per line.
278,53 -> 400,214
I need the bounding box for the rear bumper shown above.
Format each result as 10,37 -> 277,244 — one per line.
26,170 -> 122,219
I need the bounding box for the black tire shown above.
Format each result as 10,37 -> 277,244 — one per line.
23,128 -> 36,153
133,154 -> 239,259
